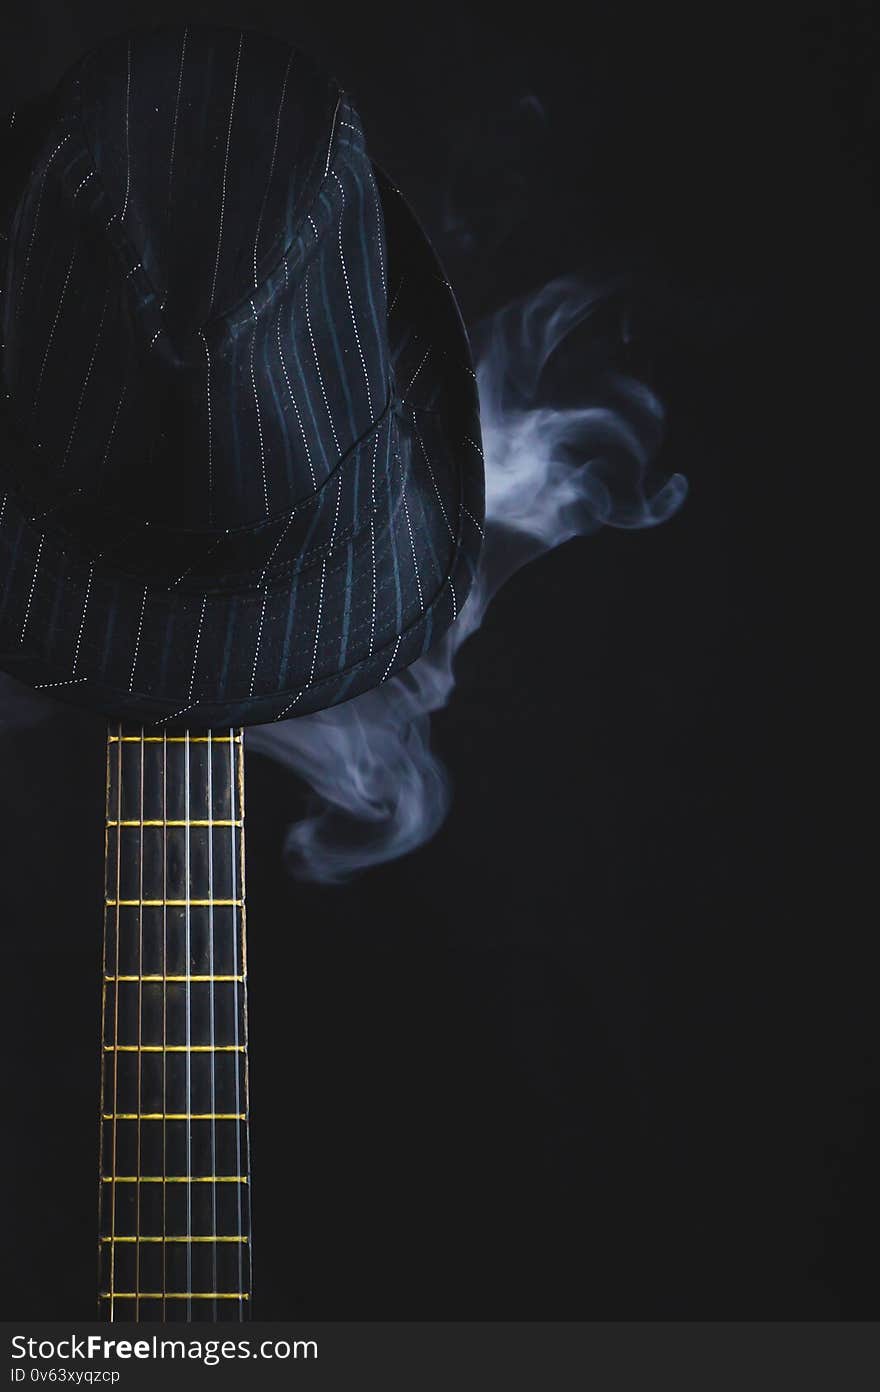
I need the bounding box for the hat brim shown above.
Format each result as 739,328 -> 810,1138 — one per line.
0,164 -> 484,728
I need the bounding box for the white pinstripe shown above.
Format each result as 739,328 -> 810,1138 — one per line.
414,417 -> 454,539
102,382 -> 127,472
200,332 -> 214,513
276,300 -> 316,490
368,432 -> 380,655
304,268 -> 341,454
155,702 -> 198,727
275,689 -> 304,720
381,635 -> 401,682
328,472 -> 343,552
402,483 -> 424,612
73,170 -> 95,199
331,172 -> 373,416
167,536 -> 222,592
167,28 -> 189,206
16,133 -> 73,311
62,287 -> 109,469
368,519 -> 377,657
253,50 -> 293,288
370,180 -> 387,298
121,39 -> 132,221
188,595 -> 207,701
324,96 -> 341,178
308,559 -> 327,685
371,431 -> 380,507
258,512 -> 295,587
128,585 -> 148,691
32,248 -> 77,408
249,591 -> 269,698
71,563 -> 94,677
26,487 -> 82,525
249,301 -> 270,515
209,32 -> 244,313
19,535 -> 44,644
388,275 -> 405,315
405,346 -> 431,396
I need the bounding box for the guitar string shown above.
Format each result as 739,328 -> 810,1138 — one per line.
97,736 -> 110,1316
162,727 -> 168,1320
240,727 -> 253,1313
135,725 -> 145,1320
109,722 -> 123,1321
230,729 -> 245,1316
185,728 -> 192,1321
207,729 -> 218,1320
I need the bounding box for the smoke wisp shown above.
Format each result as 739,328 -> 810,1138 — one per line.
246,278 -> 688,881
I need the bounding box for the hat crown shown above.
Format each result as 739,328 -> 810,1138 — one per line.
1,26 -> 390,537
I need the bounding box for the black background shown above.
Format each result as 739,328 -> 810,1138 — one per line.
0,1 -> 875,1319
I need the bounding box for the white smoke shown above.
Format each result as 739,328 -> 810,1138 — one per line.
246,277 -> 688,881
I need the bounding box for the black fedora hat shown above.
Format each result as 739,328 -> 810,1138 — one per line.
0,24 -> 484,727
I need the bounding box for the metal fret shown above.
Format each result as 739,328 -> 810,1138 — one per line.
104,1045 -> 245,1053
101,1292 -> 249,1299
106,975 -> 245,982
101,1236 -> 248,1243
107,903 -> 242,911
108,736 -> 243,743
108,819 -> 242,826
103,1114 -> 246,1120
102,1176 -> 249,1184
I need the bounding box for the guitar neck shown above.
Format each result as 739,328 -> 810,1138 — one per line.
98,725 -> 252,1322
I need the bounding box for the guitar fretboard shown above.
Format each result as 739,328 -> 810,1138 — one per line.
98,726 -> 251,1322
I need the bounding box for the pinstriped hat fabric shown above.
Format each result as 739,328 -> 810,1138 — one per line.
0,25 -> 484,726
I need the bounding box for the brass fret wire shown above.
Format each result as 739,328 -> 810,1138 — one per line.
106,974 -> 244,982
103,1176 -> 248,1183
103,1113 -> 245,1120
108,735 -> 242,742
106,899 -> 242,906
101,1292 -> 250,1299
101,1241 -> 249,1252
104,1045 -> 245,1052
107,819 -> 241,826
